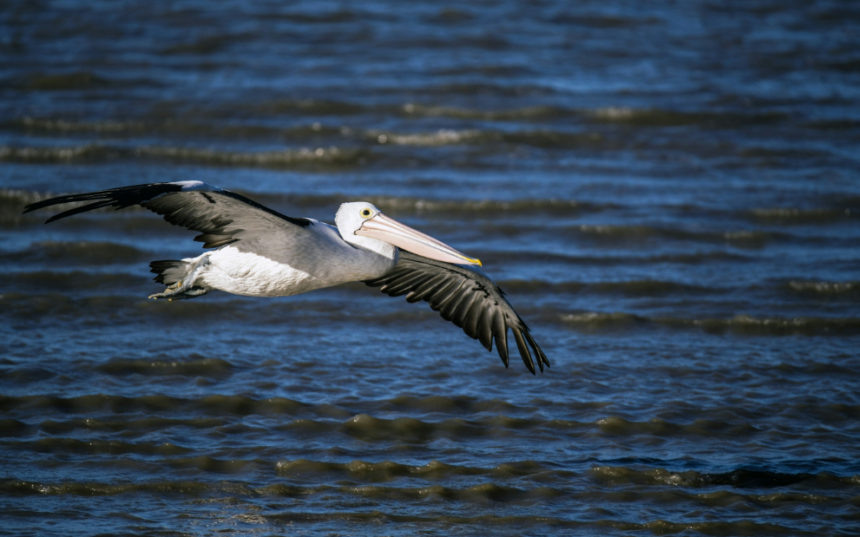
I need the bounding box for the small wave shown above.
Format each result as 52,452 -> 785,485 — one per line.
9,116 -> 147,134
0,394 -> 310,417
380,394 -> 524,415
5,187 -> 606,220
589,107 -> 787,128
367,129 -> 483,146
3,271 -> 143,292
560,312 -> 647,331
561,312 -> 860,336
0,144 -> 125,163
264,511 -> 799,534
366,196 -> 597,215
135,145 -> 367,169
37,417 -> 227,435
787,281 -> 859,295
750,207 -> 852,224
275,458 -> 538,482
7,116 -> 346,141
590,465 -> 856,489
6,438 -> 191,456
0,144 -> 368,169
96,355 -> 234,377
573,224 -> 772,248
492,250 -> 750,267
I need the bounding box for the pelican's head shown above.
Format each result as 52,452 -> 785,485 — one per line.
335,201 -> 482,266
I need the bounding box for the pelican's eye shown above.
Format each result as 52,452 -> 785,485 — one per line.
359,208 -> 373,218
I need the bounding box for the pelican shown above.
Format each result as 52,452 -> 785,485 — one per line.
24,181 -> 549,373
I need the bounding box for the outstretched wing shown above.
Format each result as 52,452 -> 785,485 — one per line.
363,251 -> 550,374
22,181 -> 312,251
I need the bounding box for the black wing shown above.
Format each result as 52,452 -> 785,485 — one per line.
363,251 -> 550,374
22,181 -> 312,250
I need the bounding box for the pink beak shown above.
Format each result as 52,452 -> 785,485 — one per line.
355,213 -> 482,266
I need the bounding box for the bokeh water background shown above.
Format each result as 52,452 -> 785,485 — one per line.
1,1 -> 860,535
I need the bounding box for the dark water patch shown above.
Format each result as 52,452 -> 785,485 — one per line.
2,241 -> 149,266
590,465 -> 859,490
5,438 -> 191,456
770,361 -> 860,378
252,98 -> 371,117
158,32 -> 253,56
4,72 -> 111,92
407,81 -> 552,98
402,103 -> 571,122
379,394 -> 524,415
0,419 -> 33,438
163,455 -> 259,474
561,312 -> 860,336
258,8 -> 362,24
739,146 -> 840,165
749,207 -> 854,225
432,63 -> 534,77
96,355 -> 234,378
499,129 -> 607,149
0,365 -> 57,385
803,118 -> 860,130
548,13 -> 656,28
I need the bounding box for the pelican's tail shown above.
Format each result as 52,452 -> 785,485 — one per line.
148,259 -> 210,300
150,260 -> 189,285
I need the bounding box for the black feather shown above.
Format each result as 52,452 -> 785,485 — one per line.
364,251 -> 547,373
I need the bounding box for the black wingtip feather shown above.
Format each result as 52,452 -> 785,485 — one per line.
523,331 -> 549,371
512,328 -> 536,375
492,313 -> 509,368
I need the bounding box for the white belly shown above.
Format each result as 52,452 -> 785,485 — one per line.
200,247 -> 332,297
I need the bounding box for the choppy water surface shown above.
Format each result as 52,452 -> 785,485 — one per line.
2,1 -> 860,535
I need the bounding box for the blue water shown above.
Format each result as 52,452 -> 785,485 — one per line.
2,1 -> 859,535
